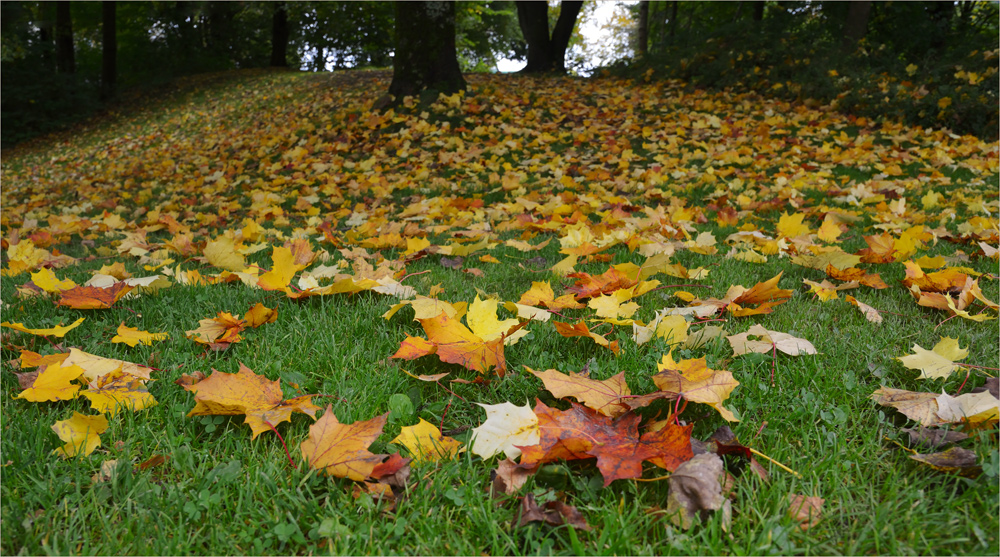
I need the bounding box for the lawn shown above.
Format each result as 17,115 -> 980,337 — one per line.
1,68 -> 998,556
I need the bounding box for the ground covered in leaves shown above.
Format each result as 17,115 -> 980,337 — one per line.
1,69 -> 998,555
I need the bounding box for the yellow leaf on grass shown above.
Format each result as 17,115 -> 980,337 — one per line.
654,352 -> 739,422
203,236 -> 246,271
776,212 -> 810,238
111,323 -> 170,346
897,337 -> 968,380
392,418 -> 465,463
300,406 -> 388,481
258,246 -> 306,291
52,412 -> 108,458
2,318 -> 85,338
63,348 -> 154,381
31,268 -> 77,293
81,369 -> 157,415
467,296 -> 527,345
16,361 -> 84,402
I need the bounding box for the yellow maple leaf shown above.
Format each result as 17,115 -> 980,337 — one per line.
776,212 -> 810,238
81,369 -> 157,415
300,406 -> 388,481
897,337 -> 968,380
258,246 -> 306,291
111,323 -> 169,346
654,351 -> 740,422
203,236 -> 246,271
52,412 -> 108,458
467,296 -> 527,345
16,361 -> 85,402
588,288 -> 640,320
392,418 -> 465,463
31,268 -> 77,293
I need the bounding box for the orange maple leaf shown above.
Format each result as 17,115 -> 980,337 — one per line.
391,312 -> 521,376
552,321 -> 620,355
566,267 -> 637,299
186,311 -> 246,346
182,363 -> 321,439
57,283 -> 134,309
825,265 -> 888,289
517,401 -> 693,486
300,405 -> 388,481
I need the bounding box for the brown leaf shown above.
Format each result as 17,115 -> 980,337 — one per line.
517,493 -> 591,531
491,457 -> 533,497
666,453 -> 725,529
526,366 -> 632,417
900,427 -> 969,450
909,446 -> 981,478
174,370 -> 207,388
870,387 -> 942,426
788,493 -> 824,530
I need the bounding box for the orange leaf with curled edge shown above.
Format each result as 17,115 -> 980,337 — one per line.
517,281 -> 585,311
182,362 -> 321,439
57,283 -> 133,309
552,321 -> 620,355
825,265 -> 888,289
186,311 -> 246,345
525,366 -> 632,417
245,302 -> 278,328
300,405 -> 388,481
857,232 -> 901,263
566,267 -> 637,299
901,261 -> 968,292
517,400 -> 693,486
729,272 -> 792,314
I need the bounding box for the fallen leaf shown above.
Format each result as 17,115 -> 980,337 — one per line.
653,351 -> 740,422
300,406 -> 388,481
391,418 -> 465,463
51,412 -> 108,458
527,366 -> 633,417
15,360 -> 84,402
81,369 -> 157,416
788,493 -> 824,530
900,427 -> 969,450
870,387 -> 943,426
727,324 -> 817,356
111,323 -> 170,347
1,318 -> 85,338
909,446 -> 981,477
491,457 -> 533,496
517,493 -> 591,531
845,295 -> 883,324
182,363 -> 321,439
245,303 -> 278,328
552,321 -> 620,355
666,453 -> 725,529
897,337 -> 968,379
471,401 -> 540,459
57,283 -> 134,309
63,348 -> 153,381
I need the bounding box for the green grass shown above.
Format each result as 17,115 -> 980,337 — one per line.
1,68 -> 998,555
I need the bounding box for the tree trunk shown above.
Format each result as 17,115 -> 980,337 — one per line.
101,1 -> 117,101
516,1 -> 553,72
55,1 -> 74,74
842,0 -> 871,52
388,1 -> 466,100
515,0 -> 583,73
270,2 -> 289,67
752,1 -> 765,22
637,1 -> 649,58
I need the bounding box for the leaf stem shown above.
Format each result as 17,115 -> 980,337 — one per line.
264,420 -> 297,470
748,447 -> 800,478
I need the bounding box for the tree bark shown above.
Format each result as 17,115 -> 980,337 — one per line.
842,0 -> 871,52
270,1 -> 289,67
515,0 -> 583,73
637,1 -> 649,58
101,1 -> 117,101
752,1 -> 765,22
388,1 -> 466,100
55,1 -> 74,74
668,1 -> 679,45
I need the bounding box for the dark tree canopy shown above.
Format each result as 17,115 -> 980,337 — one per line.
388,1 -> 467,100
